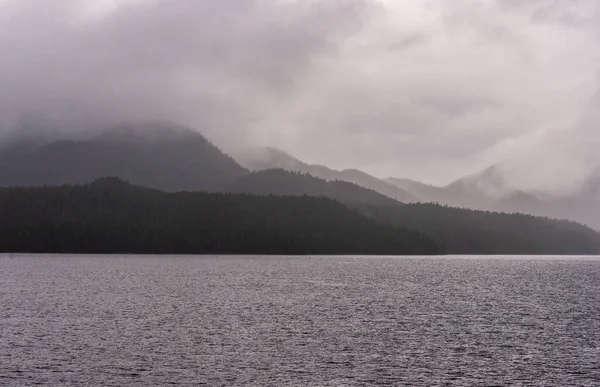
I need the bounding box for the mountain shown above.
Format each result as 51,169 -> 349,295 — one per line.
444,166 -> 600,231
3,119 -> 598,237
227,169 -> 401,208
0,178 -> 440,255
0,121 -> 247,192
445,166 -> 509,199
238,147 -> 600,230
235,147 -> 416,202
0,123 -> 410,209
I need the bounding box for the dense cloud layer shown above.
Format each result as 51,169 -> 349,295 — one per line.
1,0 -> 599,190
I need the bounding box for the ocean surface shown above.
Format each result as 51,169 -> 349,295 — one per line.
1,255 -> 599,386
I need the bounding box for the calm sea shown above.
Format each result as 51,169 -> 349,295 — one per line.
1,255 -> 599,386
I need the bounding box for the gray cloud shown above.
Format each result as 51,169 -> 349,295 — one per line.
0,0 -> 372,139
0,0 -> 599,189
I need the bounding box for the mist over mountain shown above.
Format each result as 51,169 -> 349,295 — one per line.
238,144 -> 600,231
0,122 -> 247,192
0,122 -> 404,208
1,0 -> 600,196
443,166 -> 600,231
3,118 -> 598,231
235,146 -> 600,233
235,147 -> 416,203
384,178 -> 457,205
1,120 -> 599,254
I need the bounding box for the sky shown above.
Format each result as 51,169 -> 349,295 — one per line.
0,0 -> 599,189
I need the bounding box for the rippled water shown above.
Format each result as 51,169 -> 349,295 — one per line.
1,255 -> 600,386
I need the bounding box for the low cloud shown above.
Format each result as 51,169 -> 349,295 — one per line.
0,0 -> 599,189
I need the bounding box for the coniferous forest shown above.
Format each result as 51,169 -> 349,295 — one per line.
1,178 -> 599,255
0,178 -> 440,255
365,204 -> 600,255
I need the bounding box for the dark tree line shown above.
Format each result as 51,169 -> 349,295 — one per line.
222,169 -> 600,255
2,178 -> 599,256
0,178 -> 440,255
365,203 -> 600,255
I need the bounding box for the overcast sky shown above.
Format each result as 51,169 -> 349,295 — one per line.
0,0 -> 599,188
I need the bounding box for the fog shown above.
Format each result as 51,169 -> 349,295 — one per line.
1,0 -> 599,190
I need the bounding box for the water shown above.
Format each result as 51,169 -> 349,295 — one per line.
1,255 -> 599,386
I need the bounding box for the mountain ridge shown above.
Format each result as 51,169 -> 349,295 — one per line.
227,169 -> 401,208
2,120 -> 598,234
0,121 -> 248,192
441,166 -> 600,231
235,146 -> 416,203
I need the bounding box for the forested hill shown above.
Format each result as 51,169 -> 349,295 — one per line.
226,170 -> 600,254
227,169 -> 400,207
0,179 -> 439,255
2,178 -> 599,256
367,203 -> 600,255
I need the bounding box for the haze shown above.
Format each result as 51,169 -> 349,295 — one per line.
1,0 -> 599,191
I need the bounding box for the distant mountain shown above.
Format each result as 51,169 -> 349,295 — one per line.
238,147 -> 600,230
540,174 -> 600,231
0,178 -> 440,255
3,120 -> 598,233
445,166 -> 509,199
227,169 -> 401,208
235,147 -> 416,203
0,114 -> 60,149
0,121 -> 248,192
385,177 -> 465,206
443,166 -> 600,231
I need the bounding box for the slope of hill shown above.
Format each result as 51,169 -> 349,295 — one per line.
0,178 -> 440,255
366,203 -> 600,255
226,169 -> 401,208
235,147 -> 416,202
0,122 -> 247,192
